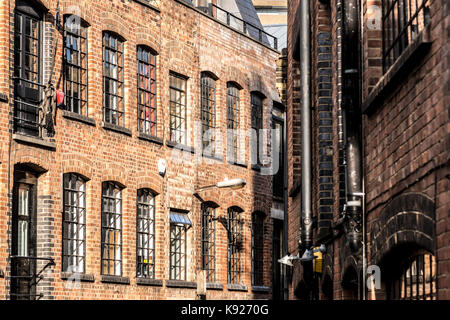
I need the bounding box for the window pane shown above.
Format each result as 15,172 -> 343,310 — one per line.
64,17 -> 88,116
137,189 -> 156,278
169,73 -> 187,145
101,182 -> 123,276
62,173 -> 86,273
137,47 -> 157,136
103,32 -> 124,125
227,207 -> 243,284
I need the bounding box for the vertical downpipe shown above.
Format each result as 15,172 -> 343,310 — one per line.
300,0 -> 312,251
299,0 -> 314,299
342,0 -> 364,299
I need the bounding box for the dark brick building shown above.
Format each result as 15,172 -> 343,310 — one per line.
0,0 -> 283,299
287,0 -> 449,299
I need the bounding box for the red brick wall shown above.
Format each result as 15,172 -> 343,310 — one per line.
0,0 -> 279,299
286,0 -> 301,300
286,0 -> 449,300
362,0 -> 449,299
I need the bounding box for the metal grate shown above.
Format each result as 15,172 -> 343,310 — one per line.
101,182 -> 123,276
272,118 -> 284,198
226,83 -> 241,164
13,9 -> 43,137
201,72 -> 216,155
227,207 -> 243,284
169,72 -> 188,145
63,16 -> 88,115
252,212 -> 264,286
62,173 -> 86,273
137,46 -> 157,136
382,0 -> 430,72
388,252 -> 436,300
169,222 -> 187,280
136,189 -> 155,279
251,93 -> 263,165
10,256 -> 55,300
201,203 -> 216,283
103,32 -> 124,126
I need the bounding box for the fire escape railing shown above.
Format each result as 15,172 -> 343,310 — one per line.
201,3 -> 278,51
13,77 -> 46,138
9,256 -> 56,300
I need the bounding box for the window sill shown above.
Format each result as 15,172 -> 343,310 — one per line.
251,285 -> 270,293
62,110 -> 96,126
206,282 -> 223,290
138,132 -> 163,145
228,161 -> 248,169
100,275 -> 130,285
362,23 -> 432,114
132,0 -> 160,13
251,163 -> 262,172
227,283 -> 248,292
136,278 -> 163,286
13,133 -> 56,151
61,272 -> 95,282
166,140 -> 194,154
101,122 -> 132,136
165,280 -> 197,289
202,153 -> 223,162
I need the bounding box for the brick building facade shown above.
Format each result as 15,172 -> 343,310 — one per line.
287,0 -> 449,299
0,0 -> 281,299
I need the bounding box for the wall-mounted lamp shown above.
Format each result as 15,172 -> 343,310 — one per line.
194,178 -> 246,193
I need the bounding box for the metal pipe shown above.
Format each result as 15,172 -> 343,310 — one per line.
359,0 -> 367,301
283,91 -> 289,301
342,0 -> 363,254
299,0 -> 312,250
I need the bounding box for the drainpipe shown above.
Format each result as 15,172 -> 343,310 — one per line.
299,0 -> 312,252
298,0 -> 314,300
342,0 -> 363,253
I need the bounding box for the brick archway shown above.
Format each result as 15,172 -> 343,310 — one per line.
370,192 -> 435,266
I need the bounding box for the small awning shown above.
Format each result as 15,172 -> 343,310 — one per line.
170,212 -> 192,226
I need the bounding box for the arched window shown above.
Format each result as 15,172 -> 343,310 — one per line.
101,181 -> 123,276
136,189 -> 156,279
201,202 -> 217,282
200,72 -> 217,156
137,46 -> 157,137
14,0 -> 45,136
103,31 -> 125,126
62,173 -> 87,273
252,211 -> 264,286
226,83 -> 241,164
169,72 -> 188,144
63,15 -> 88,116
387,252 -> 436,300
227,206 -> 243,284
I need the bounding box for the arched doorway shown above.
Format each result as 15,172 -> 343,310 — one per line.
370,193 -> 436,300
381,246 -> 436,300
